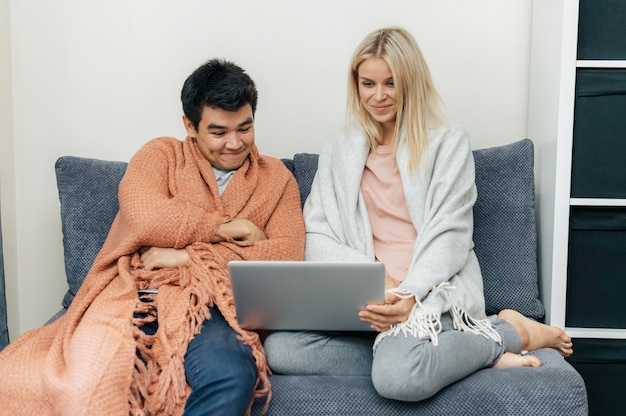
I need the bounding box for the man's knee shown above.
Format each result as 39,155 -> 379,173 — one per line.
184,348 -> 257,415
188,346 -> 256,390
199,357 -> 255,396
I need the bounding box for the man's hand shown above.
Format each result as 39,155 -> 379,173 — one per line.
358,273 -> 416,332
139,219 -> 265,269
212,218 -> 267,243
140,246 -> 190,271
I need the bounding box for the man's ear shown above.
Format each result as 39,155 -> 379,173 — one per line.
182,115 -> 197,138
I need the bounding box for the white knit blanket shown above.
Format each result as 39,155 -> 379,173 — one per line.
303,123 -> 500,345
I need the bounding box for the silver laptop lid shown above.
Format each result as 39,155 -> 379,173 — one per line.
228,261 -> 385,331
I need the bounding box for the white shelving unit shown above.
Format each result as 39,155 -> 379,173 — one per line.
531,4 -> 626,414
529,0 -> 626,340
577,60 -> 626,68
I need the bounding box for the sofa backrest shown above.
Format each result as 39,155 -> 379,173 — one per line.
54,138 -> 544,319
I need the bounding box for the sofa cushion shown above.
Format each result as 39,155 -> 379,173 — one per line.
472,139 -> 544,318
251,348 -> 587,415
55,156 -> 127,308
55,139 -> 543,319
291,153 -> 319,209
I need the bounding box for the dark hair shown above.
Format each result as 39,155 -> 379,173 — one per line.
181,58 -> 258,130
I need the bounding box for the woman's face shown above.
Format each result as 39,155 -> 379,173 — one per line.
357,57 -> 397,136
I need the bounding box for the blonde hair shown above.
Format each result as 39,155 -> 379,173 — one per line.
346,27 -> 447,172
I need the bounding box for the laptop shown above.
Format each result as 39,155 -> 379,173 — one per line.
228,260 -> 385,331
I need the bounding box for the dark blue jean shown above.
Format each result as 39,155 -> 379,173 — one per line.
183,307 -> 257,415
139,306 -> 257,415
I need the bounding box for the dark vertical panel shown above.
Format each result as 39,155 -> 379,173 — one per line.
566,338 -> 626,416
566,207 -> 626,328
572,69 -> 626,198
578,0 -> 626,59
0,207 -> 9,350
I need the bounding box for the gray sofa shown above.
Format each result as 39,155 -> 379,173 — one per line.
50,138 -> 588,415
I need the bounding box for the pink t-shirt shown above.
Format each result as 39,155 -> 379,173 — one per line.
360,144 -> 417,281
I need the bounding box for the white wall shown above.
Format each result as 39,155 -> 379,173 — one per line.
1,0 -> 18,339
528,0 -> 569,326
2,0 -> 533,338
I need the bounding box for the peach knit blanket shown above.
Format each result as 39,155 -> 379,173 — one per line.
0,136 -> 305,415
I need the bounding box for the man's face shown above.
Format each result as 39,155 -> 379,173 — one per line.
183,104 -> 255,171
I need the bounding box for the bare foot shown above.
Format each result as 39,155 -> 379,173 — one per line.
498,309 -> 573,357
493,352 -> 541,368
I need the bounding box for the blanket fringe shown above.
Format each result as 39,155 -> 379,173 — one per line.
448,289 -> 502,345
373,282 -> 501,350
373,296 -> 442,350
127,244 -> 272,416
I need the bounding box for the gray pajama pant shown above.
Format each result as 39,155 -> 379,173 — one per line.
263,314 -> 522,402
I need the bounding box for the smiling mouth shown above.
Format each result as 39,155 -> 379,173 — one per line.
371,105 -> 391,113
222,149 -> 245,157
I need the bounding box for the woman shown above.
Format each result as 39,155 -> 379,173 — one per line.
264,27 -> 573,402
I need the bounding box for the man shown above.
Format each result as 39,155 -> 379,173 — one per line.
0,59 -> 305,416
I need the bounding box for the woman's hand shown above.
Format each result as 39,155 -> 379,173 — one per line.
212,218 -> 267,243
384,274 -> 401,304
358,273 -> 416,332
140,246 -> 190,271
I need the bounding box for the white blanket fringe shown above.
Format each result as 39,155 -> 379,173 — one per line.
448,291 -> 502,345
373,282 -> 501,351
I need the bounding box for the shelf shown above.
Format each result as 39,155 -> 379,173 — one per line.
570,198 -> 626,206
565,327 -> 626,339
531,2 -> 626,412
576,60 -> 626,68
